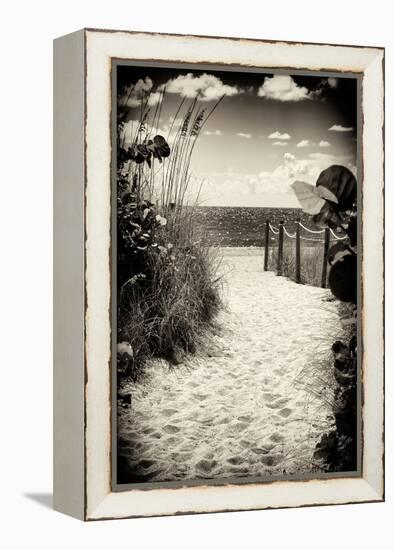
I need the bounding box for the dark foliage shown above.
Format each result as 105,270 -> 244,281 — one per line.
116,130 -> 221,382
296,164 -> 358,472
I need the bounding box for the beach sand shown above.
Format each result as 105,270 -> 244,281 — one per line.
118,247 -> 340,483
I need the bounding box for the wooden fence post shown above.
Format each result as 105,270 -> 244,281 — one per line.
295,219 -> 301,283
264,220 -> 269,271
276,221 -> 284,276
321,227 -> 330,288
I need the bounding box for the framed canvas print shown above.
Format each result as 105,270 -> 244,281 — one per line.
53,29 -> 384,520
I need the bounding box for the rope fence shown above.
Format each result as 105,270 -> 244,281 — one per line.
263,219 -> 348,288
268,222 -> 279,235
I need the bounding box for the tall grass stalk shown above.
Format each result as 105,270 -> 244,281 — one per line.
117,89 -> 223,377
119,90 -> 224,214
267,243 -> 326,287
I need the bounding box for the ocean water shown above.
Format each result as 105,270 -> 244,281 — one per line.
192,206 -> 319,247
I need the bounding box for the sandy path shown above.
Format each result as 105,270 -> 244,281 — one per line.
118,248 -> 339,482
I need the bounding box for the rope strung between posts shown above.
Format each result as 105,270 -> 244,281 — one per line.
283,227 -> 296,239
298,221 -> 325,234
329,228 -> 347,240
264,218 -> 348,288
268,221 -> 347,241
268,222 -> 279,235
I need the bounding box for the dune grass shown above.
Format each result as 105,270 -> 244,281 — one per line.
116,89 -> 223,379
118,210 -> 222,374
267,244 -> 326,287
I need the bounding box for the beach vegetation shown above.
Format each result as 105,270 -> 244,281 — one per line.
116,89 -> 222,380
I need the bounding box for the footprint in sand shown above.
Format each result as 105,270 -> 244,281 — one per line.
237,415 -> 252,422
174,451 -> 194,461
232,422 -> 248,432
200,417 -> 215,425
250,447 -> 269,455
193,393 -> 208,402
216,416 -> 231,425
260,454 -> 282,467
185,412 -> 200,421
134,441 -> 148,450
270,431 -> 285,443
228,467 -> 249,475
263,392 -> 280,402
164,437 -> 181,448
137,459 -> 157,470
180,442 -> 198,453
142,427 -> 156,435
279,408 -> 293,418
227,456 -> 244,465
196,459 -> 218,474
163,424 -> 181,434
274,397 -> 290,407
266,397 -> 290,409
161,408 -> 178,417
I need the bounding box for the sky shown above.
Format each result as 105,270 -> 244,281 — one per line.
117,64 -> 358,208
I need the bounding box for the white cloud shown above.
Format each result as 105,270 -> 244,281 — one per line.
258,75 -> 312,102
328,125 -> 354,132
198,168 -> 299,207
281,153 -> 320,181
134,77 -> 153,93
147,91 -> 162,106
268,131 -> 291,140
237,132 -> 252,139
160,73 -> 240,101
308,152 -> 336,161
204,130 -> 222,136
296,139 -> 314,148
319,140 -> 331,147
307,152 -> 356,173
272,141 -> 288,146
198,150 -> 356,207
262,151 -> 354,197
121,77 -> 158,108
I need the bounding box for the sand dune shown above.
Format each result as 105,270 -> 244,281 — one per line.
118,248 -> 339,483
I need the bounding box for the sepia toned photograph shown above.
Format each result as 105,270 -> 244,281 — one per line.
113,61 -> 360,486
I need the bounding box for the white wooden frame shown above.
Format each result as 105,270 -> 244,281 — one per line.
53,28 -> 384,521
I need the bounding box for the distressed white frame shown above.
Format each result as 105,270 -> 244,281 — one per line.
55,29 -> 384,521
